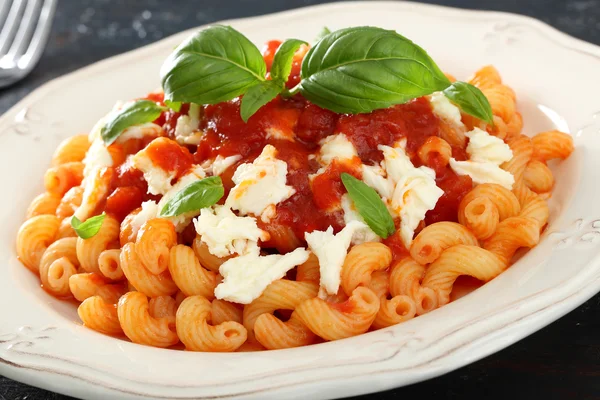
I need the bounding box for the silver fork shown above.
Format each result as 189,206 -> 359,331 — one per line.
0,0 -> 56,88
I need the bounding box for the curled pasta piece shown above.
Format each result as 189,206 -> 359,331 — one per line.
168,244 -> 217,298
16,214 -> 60,272
483,216 -> 540,263
501,135 -> 533,181
56,217 -> 77,239
341,242 -> 392,296
423,245 -> 505,306
211,299 -> 243,325
532,131 -> 574,162
120,242 -> 178,297
389,258 -> 438,315
296,252 -> 320,283
136,219 -> 177,275
438,120 -> 466,148
55,186 -> 83,219
148,296 -> 178,318
26,192 -> 61,219
78,284 -> 125,336
192,237 -> 229,273
462,197 -> 499,240
243,279 -> 319,332
254,314 -> 316,349
295,287 -> 380,341
410,222 -> 478,264
482,84 -> 516,124
69,272 -> 109,302
417,136 -> 452,169
52,134 -> 91,166
372,295 -> 417,330
524,160 -> 554,194
98,249 -> 124,281
469,65 -> 502,90
506,112 -> 523,139
367,270 -> 389,299
176,295 -> 247,352
258,222 -> 299,253
118,291 -> 179,348
76,215 -> 120,273
44,162 -> 84,196
39,237 -> 79,297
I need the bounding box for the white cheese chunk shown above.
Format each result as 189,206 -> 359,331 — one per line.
428,92 -> 464,128
117,122 -> 163,144
156,166 -> 207,231
83,139 -> 113,179
341,195 -> 380,245
211,155 -> 242,176
129,200 -> 160,234
131,151 -> 176,196
466,127 -> 513,165
215,247 -> 310,304
193,205 -> 268,258
361,164 -> 394,200
226,145 -> 295,222
449,158 -> 515,190
380,145 -> 444,248
174,103 -> 203,145
74,167 -> 112,221
266,127 -> 294,141
305,221 -> 367,296
317,133 -> 358,166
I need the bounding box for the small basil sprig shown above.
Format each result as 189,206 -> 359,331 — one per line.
101,100 -> 166,145
71,213 -> 106,239
161,25 -> 494,124
341,173 -> 395,239
160,176 -> 224,217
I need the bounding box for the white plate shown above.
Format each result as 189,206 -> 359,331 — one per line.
1,2 -> 599,399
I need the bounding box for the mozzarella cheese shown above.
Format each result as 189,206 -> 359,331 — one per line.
117,122 -> 163,143
83,139 -> 113,179
428,92 -> 464,127
380,145 -> 444,248
226,145 -> 295,222
449,158 -> 515,189
317,133 -> 358,166
266,127 -> 294,141
341,195 -> 380,245
466,127 -> 513,165
156,166 -> 207,231
361,164 -> 394,200
74,167 -> 112,221
129,200 -> 160,233
194,205 -> 268,258
211,155 -> 242,176
305,221 -> 367,296
215,247 -> 310,304
131,151 -> 176,195
174,103 -> 203,145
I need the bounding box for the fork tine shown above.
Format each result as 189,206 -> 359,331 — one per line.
0,0 -> 26,56
17,0 -> 56,70
0,0 -> 14,28
5,0 -> 42,62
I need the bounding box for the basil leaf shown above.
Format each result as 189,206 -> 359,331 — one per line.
315,26 -> 331,42
160,176 -> 224,217
240,81 -> 281,122
160,25 -> 266,105
341,173 -> 395,239
71,213 -> 106,239
299,26 -> 451,114
443,81 -> 494,125
165,100 -> 182,112
270,39 -> 307,84
101,100 -> 166,145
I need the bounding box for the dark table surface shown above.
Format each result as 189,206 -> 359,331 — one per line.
1,0 -> 600,399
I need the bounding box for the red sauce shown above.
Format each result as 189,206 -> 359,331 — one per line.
383,233 -> 410,263
310,158 -> 361,211
425,168 -> 472,225
105,187 -> 143,221
145,137 -> 194,179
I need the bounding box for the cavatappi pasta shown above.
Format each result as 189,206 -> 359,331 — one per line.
16,36 -> 574,353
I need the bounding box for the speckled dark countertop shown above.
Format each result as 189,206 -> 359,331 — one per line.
1,1 -> 600,399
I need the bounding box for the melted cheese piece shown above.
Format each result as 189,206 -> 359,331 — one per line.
449,158 -> 515,189
211,155 -> 242,176
74,167 -> 112,221
215,247 -> 310,304
194,205 -> 268,258
156,166 -> 207,231
129,200 -> 160,233
174,103 -> 203,145
341,195 -> 380,245
361,164 -> 394,201
226,145 -> 295,222
305,221 -> 367,296
131,150 -> 176,195
428,92 -> 464,128
380,145 -> 444,248
317,133 -> 358,166
117,122 -> 163,144
466,127 -> 513,165
83,139 -> 113,179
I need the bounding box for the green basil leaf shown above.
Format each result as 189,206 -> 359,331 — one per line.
71,213 -> 106,239
160,176 -> 224,217
240,81 -> 282,122
299,26 -> 451,114
160,25 -> 266,105
315,26 -> 331,42
270,39 -> 307,84
443,81 -> 494,125
164,100 -> 182,112
101,100 -> 166,145
341,173 -> 395,239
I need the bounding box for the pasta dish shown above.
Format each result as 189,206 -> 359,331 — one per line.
16,26 -> 574,351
